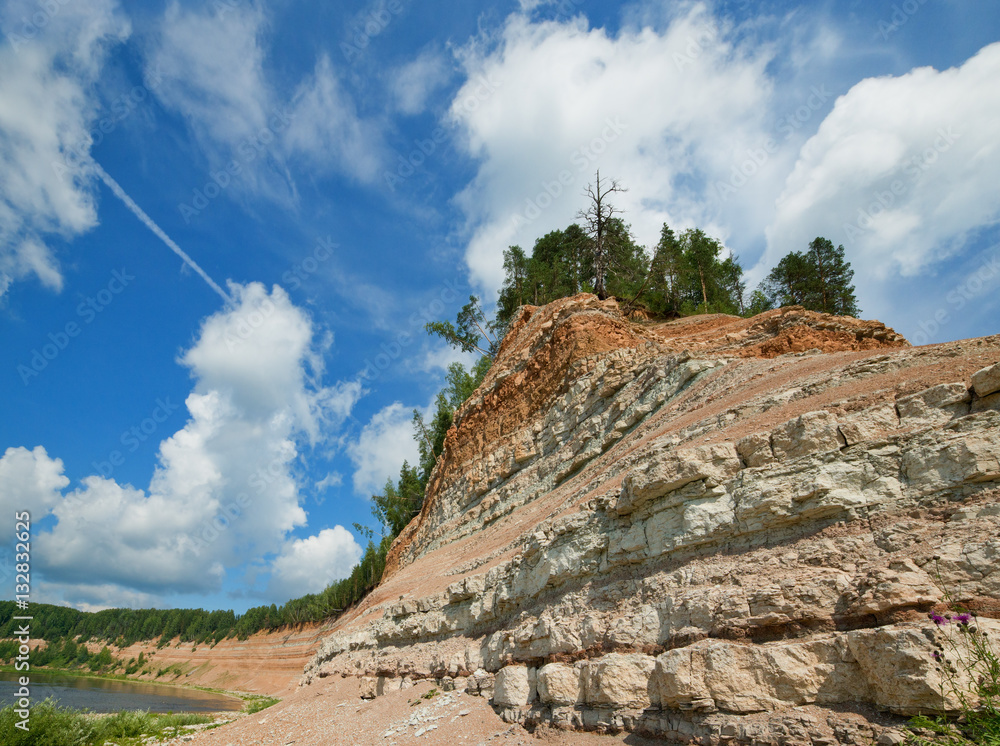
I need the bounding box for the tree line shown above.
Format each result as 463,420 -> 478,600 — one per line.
495,171 -> 859,332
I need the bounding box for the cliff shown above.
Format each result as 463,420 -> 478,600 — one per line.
113,622 -> 332,695
296,295 -> 1000,745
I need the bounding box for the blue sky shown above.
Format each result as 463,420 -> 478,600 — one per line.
1,0 -> 998,613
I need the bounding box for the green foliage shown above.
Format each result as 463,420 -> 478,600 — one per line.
759,237 -> 860,316
497,219 -> 657,324
0,699 -> 212,746
412,360 -> 490,485
673,228 -> 746,315
497,225 -> 596,328
425,295 -> 500,359
243,696 -> 280,714
602,218 -> 651,307
497,219 -> 749,322
371,462 -> 424,538
646,224 -> 684,316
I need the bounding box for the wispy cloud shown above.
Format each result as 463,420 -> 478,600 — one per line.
0,0 -> 129,299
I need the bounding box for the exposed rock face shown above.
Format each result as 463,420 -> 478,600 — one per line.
304,295 -> 1000,745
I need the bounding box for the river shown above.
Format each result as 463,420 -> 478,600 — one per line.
0,670 -> 244,713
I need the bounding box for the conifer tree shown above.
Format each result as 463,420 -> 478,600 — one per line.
649,223 -> 684,316
760,237 -> 860,316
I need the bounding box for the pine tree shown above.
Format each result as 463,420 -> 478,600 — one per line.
805,237 -> 860,316
760,238 -> 860,316
497,246 -> 531,327
676,228 -> 745,314
603,218 -> 650,305
649,224 -> 684,316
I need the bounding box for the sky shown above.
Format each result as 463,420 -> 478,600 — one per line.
1,0 -> 998,614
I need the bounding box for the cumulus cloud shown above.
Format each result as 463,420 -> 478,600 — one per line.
0,446 -> 69,518
27,283 -> 360,600
37,582 -> 162,614
0,0 -> 129,299
0,446 -> 69,586
450,4 -> 777,294
348,402 -> 422,497
268,527 -> 362,599
764,42 -> 1000,290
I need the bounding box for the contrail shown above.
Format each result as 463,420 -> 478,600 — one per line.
91,162 -> 232,304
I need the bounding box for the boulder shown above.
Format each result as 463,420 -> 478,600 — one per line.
537,662 -> 582,706
735,432 -> 775,467
771,411 -> 845,461
493,665 -> 534,707
581,653 -> 656,709
897,383 -> 971,427
972,361 -> 1000,397
617,444 -> 741,515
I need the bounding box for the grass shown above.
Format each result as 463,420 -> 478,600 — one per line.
242,695 -> 280,714
0,699 -> 212,745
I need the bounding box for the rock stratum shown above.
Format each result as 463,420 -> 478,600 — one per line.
304,295 -> 1000,745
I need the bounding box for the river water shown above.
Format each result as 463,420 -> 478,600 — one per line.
0,671 -> 244,713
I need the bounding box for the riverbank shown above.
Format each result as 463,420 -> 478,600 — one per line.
1,699 -> 221,746
0,619 -> 330,700
0,665 -> 276,711
1,669 -> 281,745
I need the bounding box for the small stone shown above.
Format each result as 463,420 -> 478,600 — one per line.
877,730 -> 908,746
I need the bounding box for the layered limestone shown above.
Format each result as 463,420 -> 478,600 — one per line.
303,295 -> 1000,745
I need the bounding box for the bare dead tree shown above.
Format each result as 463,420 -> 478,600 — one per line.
577,170 -> 628,299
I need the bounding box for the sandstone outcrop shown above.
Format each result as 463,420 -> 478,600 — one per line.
303,295 -> 1000,745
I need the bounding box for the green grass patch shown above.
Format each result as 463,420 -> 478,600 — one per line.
0,698 -> 212,745
242,695 -> 279,714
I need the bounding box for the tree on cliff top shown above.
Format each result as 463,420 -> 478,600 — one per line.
759,237 -> 860,316
577,169 -> 628,300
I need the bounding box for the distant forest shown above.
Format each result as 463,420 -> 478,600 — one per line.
1,173 -> 860,655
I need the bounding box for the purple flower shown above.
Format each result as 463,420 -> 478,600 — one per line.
955,613 -> 972,625
930,613 -> 947,626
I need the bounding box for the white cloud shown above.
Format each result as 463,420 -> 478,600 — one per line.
30,283 -> 361,599
285,55 -> 386,183
390,48 -> 452,115
348,402 -> 421,496
268,527 -> 362,599
0,0 -> 129,299
149,1 -> 272,147
0,446 -> 69,574
37,582 -> 162,614
315,472 -> 343,492
147,4 -> 384,192
450,4 -> 777,295
763,42 -> 1000,292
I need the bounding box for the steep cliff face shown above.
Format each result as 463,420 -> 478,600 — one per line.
305,295 -> 1000,745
